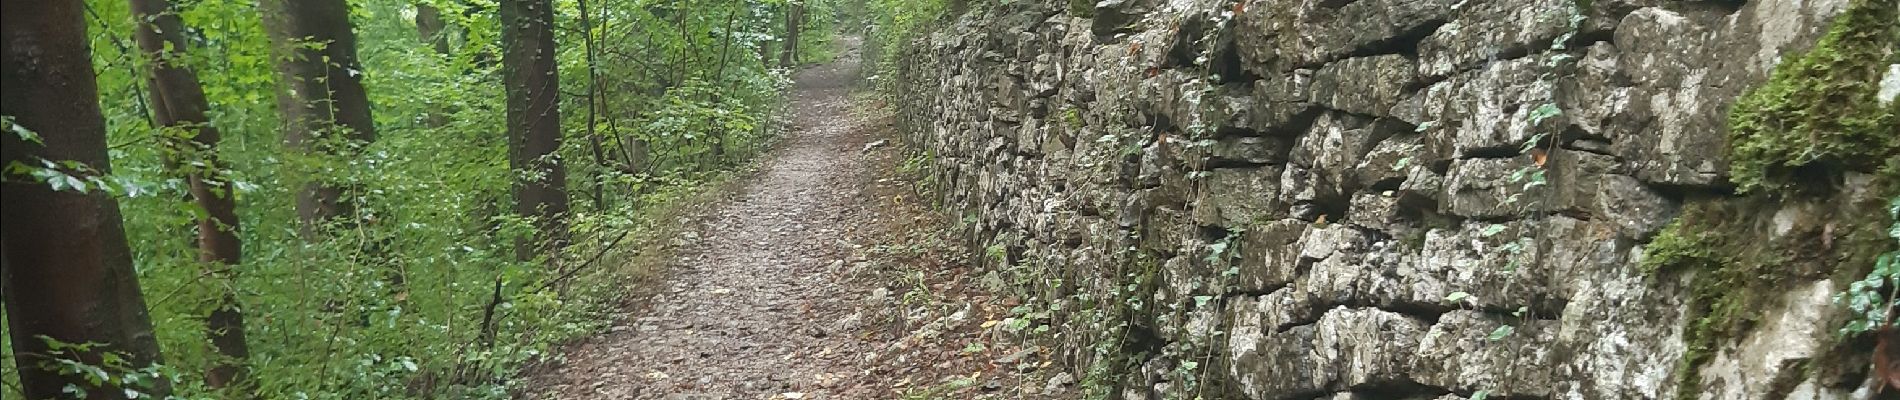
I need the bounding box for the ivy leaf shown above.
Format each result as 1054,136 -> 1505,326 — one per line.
1444,291 -> 1471,304
1480,224 -> 1507,237
4,116 -> 41,144
1486,325 -> 1515,341
1527,103 -> 1562,125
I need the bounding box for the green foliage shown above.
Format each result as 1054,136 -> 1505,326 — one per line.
1726,0 -> 1900,192
26,337 -> 180,400
1642,192 -> 1895,398
3,0 -> 837,398
863,0 -> 950,93
1836,196 -> 1900,335
1633,1 -> 1900,395
1642,201 -> 1789,400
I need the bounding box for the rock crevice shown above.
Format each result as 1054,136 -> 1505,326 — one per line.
887,0 -> 1896,398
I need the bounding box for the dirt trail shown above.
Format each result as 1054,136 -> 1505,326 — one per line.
529,38 -> 896,399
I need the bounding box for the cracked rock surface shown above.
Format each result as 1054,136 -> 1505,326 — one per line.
888,0 -> 1894,399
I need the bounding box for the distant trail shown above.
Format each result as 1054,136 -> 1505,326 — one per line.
529,37 -> 890,399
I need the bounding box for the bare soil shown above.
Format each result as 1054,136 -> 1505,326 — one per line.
524,38 -> 1071,400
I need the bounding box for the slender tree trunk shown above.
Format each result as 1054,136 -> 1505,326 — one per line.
258,0 -> 378,238
500,0 -> 570,262
577,0 -> 607,210
127,0 -> 252,393
760,37 -> 775,69
414,2 -> 456,161
760,2 -> 778,68
1,1 -> 172,398
708,9 -> 739,164
415,3 -> 453,55
780,1 -> 804,67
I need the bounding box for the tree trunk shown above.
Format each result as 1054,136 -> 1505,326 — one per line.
0,1 -> 172,398
258,0 -> 378,237
415,3 -> 453,55
127,0 -> 252,393
501,0 -> 570,262
779,1 -> 804,67
578,0 -> 608,210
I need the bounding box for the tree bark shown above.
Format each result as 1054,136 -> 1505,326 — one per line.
577,0 -> 608,210
500,0 -> 570,262
127,0 -> 253,393
258,0 -> 379,237
415,3 -> 453,55
779,1 -> 804,67
0,1 -> 172,398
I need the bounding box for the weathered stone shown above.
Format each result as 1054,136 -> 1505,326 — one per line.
890,0 -> 1869,397
1697,280 -> 1844,400
1310,54 -> 1417,116
1208,135 -> 1291,166
1235,0 -> 1459,72
1193,167 -> 1286,226
1234,219 -> 1309,293
1442,156 -> 1546,219
1593,174 -> 1677,240
1415,0 -> 1580,78
1345,192 -> 1404,233
1408,53 -> 1566,158
1355,134 -> 1425,190
1397,164 -> 1445,205
1416,221 -> 1555,311
1412,311 -> 1559,398
1284,112 -> 1385,217
1226,307 -> 1430,400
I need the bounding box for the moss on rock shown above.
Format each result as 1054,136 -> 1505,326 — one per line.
1651,2 -> 1900,393
1726,0 -> 1900,192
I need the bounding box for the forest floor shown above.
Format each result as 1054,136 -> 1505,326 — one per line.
523,38 -> 1073,400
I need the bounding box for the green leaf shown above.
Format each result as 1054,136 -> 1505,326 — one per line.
1527,103 -> 1562,125
1471,390 -> 1491,400
1486,325 -> 1515,341
1444,291 -> 1471,304
1480,224 -> 1507,237
4,116 -> 41,144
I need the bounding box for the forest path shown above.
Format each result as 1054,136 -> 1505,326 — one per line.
527,37 -> 904,399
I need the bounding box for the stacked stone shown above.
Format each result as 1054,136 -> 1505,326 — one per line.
890,0 -> 1885,398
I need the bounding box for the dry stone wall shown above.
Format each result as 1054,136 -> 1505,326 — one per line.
887,0 -> 1899,398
